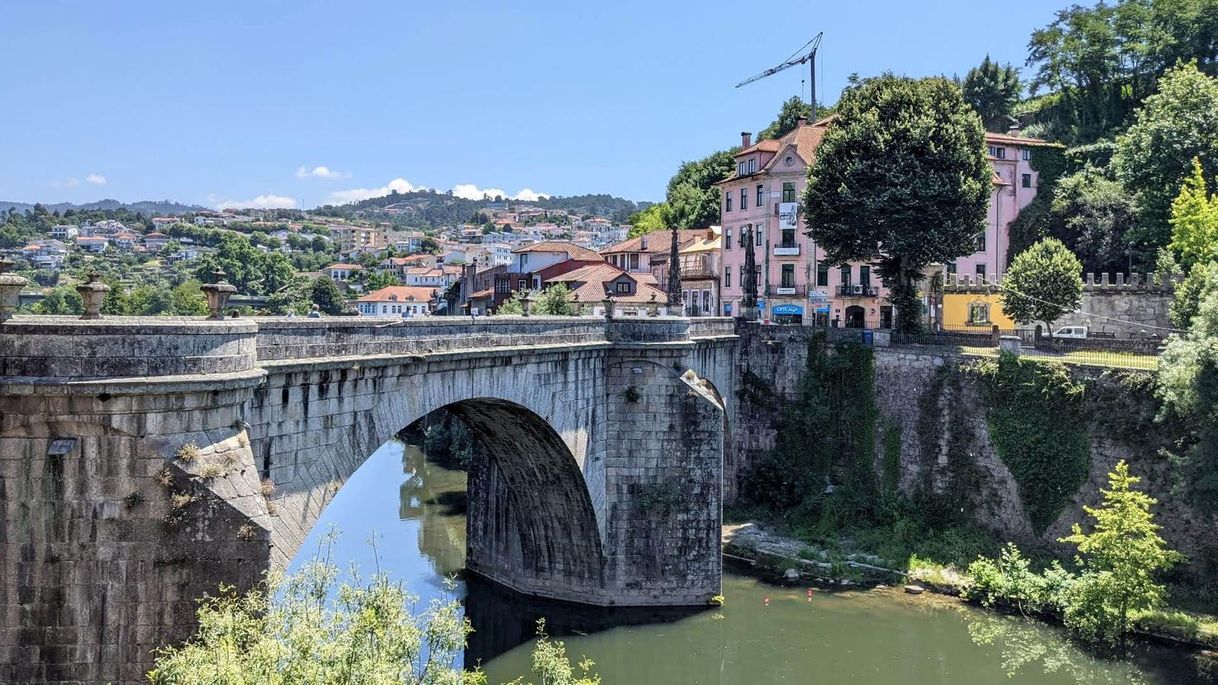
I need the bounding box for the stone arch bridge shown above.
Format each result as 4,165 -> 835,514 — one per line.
0,315 -> 737,684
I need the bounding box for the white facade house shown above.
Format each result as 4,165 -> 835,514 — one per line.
355,286 -> 436,317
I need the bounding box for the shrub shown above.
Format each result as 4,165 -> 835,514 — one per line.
175,443 -> 201,464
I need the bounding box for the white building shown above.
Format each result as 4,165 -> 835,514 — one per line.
355,285 -> 437,317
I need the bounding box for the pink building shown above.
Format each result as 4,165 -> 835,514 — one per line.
716,118 -> 1055,328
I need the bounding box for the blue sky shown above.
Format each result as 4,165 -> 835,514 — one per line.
1,0 -> 1069,208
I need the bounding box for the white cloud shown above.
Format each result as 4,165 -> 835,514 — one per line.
85,173 -> 107,185
450,184 -> 548,201
295,165 -> 350,180
50,177 -> 80,188
212,194 -> 299,210
327,178 -> 426,205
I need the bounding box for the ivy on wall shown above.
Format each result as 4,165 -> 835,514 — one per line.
740,334 -> 879,521
913,366 -> 990,529
974,355 -> 1092,534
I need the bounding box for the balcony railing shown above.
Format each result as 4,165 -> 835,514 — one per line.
772,245 -> 801,257
836,285 -> 879,297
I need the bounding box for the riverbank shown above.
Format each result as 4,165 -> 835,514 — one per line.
722,521 -> 1218,653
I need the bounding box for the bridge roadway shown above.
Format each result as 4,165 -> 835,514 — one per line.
0,314 -> 738,685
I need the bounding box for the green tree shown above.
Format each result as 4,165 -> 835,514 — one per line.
420,237 -> 441,254
1168,157 -> 1218,269
1049,167 -> 1140,273
533,283 -> 575,316
1170,260 -> 1218,329
1059,461 -> 1184,645
170,280 -> 210,316
663,149 -> 735,230
962,55 -> 1022,132
31,286 -> 82,315
195,233 -> 296,296
148,539 -> 599,684
310,276 -> 348,315
626,204 -> 668,239
757,96 -> 815,140
1114,61 -> 1218,251
1001,237 -> 1084,331
495,289 -> 528,315
803,74 -> 991,332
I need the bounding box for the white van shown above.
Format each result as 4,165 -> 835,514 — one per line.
1053,326 -> 1088,339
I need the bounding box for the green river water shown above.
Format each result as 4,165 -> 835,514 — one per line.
291,440 -> 1214,684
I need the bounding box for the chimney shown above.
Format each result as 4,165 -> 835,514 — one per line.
797,116 -> 808,128
1008,121 -> 1021,137
741,131 -> 752,148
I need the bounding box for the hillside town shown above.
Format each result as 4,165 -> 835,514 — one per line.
1,116 -> 1172,341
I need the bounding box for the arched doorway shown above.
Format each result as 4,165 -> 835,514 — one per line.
845,305 -> 866,329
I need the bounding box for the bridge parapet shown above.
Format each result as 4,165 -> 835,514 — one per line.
0,315 -> 257,380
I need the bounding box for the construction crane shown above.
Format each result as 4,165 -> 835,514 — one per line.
735,32 -> 823,118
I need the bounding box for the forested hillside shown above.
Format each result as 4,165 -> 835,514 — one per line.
311,189 -> 646,227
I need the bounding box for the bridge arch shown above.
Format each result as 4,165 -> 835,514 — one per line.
253,349 -> 611,602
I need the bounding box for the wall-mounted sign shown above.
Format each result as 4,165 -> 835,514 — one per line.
807,289 -> 830,304
772,304 -> 805,316
778,202 -> 799,230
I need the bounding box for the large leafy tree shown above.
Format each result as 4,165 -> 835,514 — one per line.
1001,237 -> 1084,331
1049,167 -> 1140,273
962,55 -> 1022,132
758,96 -> 815,140
663,149 -> 735,230
195,233 -> 295,295
1169,157 -> 1218,269
310,276 -> 348,315
803,74 -> 991,332
1059,461 -> 1184,645
626,204 -> 668,238
1114,61 -> 1218,251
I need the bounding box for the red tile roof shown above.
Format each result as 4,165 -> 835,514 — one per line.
355,285 -> 437,302
511,241 -> 601,261
600,230 -> 702,255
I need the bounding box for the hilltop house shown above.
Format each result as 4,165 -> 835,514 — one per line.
355,285 -> 437,317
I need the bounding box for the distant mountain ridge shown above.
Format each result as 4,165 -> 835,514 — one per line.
0,199 -> 205,216
312,189 -> 649,227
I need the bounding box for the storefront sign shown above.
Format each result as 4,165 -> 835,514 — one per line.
772,304 -> 804,316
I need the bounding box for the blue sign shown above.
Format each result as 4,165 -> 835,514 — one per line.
815,305 -> 830,314
757,299 -> 766,310
723,303 -> 733,314
772,304 -> 805,316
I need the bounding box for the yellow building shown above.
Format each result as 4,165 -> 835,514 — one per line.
942,291 -> 1017,329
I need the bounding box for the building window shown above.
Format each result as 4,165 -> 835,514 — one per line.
740,188 -> 747,210
975,263 -> 987,281
747,158 -> 756,174
782,182 -> 796,203
816,263 -> 829,286
615,281 -> 631,294
726,194 -> 732,212
840,264 -> 852,286
725,228 -> 732,250
724,267 -> 731,288
756,226 -> 764,246
967,302 -> 991,325
946,262 -> 957,276
988,146 -> 1006,159
737,162 -> 746,176
1022,149 -> 1032,161
629,253 -> 639,271
860,265 -> 870,287
1021,173 -> 1032,188
781,264 -> 795,287
780,228 -> 796,247
756,184 -> 764,207
976,231 -> 986,252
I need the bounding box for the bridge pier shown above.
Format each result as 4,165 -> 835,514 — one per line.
0,315 -> 736,684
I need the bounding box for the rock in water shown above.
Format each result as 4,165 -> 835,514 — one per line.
783,568 -> 800,581
904,585 -> 925,595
